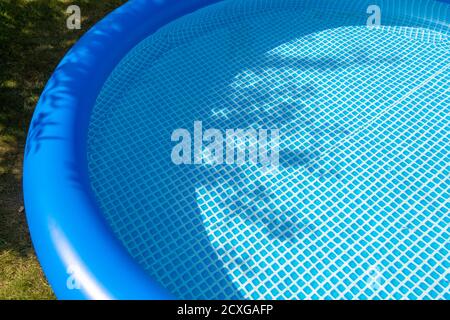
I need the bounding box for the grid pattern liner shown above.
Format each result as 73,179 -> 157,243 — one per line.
88,0 -> 449,299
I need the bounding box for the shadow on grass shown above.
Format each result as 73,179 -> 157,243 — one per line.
0,0 -> 126,299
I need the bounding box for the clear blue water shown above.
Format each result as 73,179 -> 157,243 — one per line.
88,0 -> 449,299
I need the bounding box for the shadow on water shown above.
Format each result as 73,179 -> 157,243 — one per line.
86,6 -> 401,299
16,0 -> 404,298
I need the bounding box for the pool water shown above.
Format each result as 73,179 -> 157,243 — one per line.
88,0 -> 449,299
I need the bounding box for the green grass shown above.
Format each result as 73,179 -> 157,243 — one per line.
0,0 -> 126,300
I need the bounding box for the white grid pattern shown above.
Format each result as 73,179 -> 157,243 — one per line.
88,0 -> 449,299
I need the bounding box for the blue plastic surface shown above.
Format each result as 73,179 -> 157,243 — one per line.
24,0 -> 224,300
24,0 -> 449,300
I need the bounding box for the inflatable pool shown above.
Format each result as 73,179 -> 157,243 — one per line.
24,0 -> 449,299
